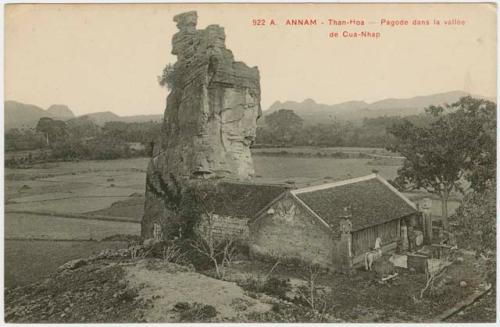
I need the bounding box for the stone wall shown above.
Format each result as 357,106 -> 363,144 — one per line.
196,214 -> 250,241
249,194 -> 337,268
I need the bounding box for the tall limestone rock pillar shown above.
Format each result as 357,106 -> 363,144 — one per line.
142,11 -> 261,239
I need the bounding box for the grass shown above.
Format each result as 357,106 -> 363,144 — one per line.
5,240 -> 128,288
5,213 -> 140,241
254,156 -> 400,187
226,251 -> 491,322
251,146 -> 397,156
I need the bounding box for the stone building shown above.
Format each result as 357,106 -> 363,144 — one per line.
192,181 -> 291,241
155,173 -> 420,271
249,174 -> 420,269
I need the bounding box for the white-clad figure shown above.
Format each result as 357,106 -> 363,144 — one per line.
365,237 -> 383,271
401,223 -> 408,251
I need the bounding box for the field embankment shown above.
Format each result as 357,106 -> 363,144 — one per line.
5,240 -> 128,288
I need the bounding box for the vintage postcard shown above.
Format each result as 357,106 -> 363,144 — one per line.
4,2 -> 497,323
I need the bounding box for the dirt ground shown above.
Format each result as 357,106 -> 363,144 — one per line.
125,259 -> 271,322
5,248 -> 493,323
5,258 -> 272,323
447,289 -> 496,322
5,260 -> 147,323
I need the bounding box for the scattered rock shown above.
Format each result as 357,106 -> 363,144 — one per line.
143,238 -> 158,248
456,257 -> 464,263
58,259 -> 87,271
19,184 -> 31,191
460,281 -> 468,288
173,302 -> 190,311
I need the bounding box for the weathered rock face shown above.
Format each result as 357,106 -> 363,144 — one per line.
159,11 -> 260,180
142,11 -> 261,238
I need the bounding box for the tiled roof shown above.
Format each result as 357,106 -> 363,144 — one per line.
206,181 -> 291,219
293,175 -> 417,231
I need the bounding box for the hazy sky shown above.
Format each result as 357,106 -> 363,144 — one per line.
5,3 -> 496,116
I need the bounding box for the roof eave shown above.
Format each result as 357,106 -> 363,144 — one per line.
290,193 -> 335,235
291,174 -> 378,195
375,175 -> 418,210
250,191 -> 289,225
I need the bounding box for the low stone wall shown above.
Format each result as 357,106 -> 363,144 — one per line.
407,253 -> 428,273
197,214 -> 250,241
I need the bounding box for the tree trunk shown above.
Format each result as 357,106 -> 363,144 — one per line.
441,190 -> 449,230
311,277 -> 314,310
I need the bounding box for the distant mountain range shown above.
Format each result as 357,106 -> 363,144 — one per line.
265,91 -> 491,124
5,91 -> 494,129
4,101 -> 163,129
4,101 -> 75,129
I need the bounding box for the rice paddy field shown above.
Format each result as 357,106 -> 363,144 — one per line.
4,148 -> 461,287
5,240 -> 128,288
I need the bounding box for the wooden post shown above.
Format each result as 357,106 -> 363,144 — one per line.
339,216 -> 353,273
401,222 -> 408,251
420,198 -> 433,244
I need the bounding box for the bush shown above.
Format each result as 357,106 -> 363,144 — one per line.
248,302 -> 334,323
239,276 -> 291,300
262,277 -> 292,299
453,183 -> 495,253
115,288 -> 138,302
175,302 -> 217,322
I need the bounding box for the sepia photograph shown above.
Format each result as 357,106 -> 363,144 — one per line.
3,2 -> 497,323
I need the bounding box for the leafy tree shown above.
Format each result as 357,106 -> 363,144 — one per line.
256,112 -> 436,148
35,117 -> 68,146
265,109 -> 304,144
5,128 -> 45,151
66,117 -> 101,139
158,63 -> 176,90
453,182 -> 495,254
387,96 -> 496,229
447,97 -> 496,192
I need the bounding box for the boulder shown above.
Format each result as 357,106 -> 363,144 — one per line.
58,259 -> 87,271
143,238 -> 158,248
142,11 -> 261,239
152,11 -> 260,181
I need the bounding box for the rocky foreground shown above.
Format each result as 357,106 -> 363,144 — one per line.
6,243 -> 493,323
5,247 -> 340,323
5,257 -> 263,322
